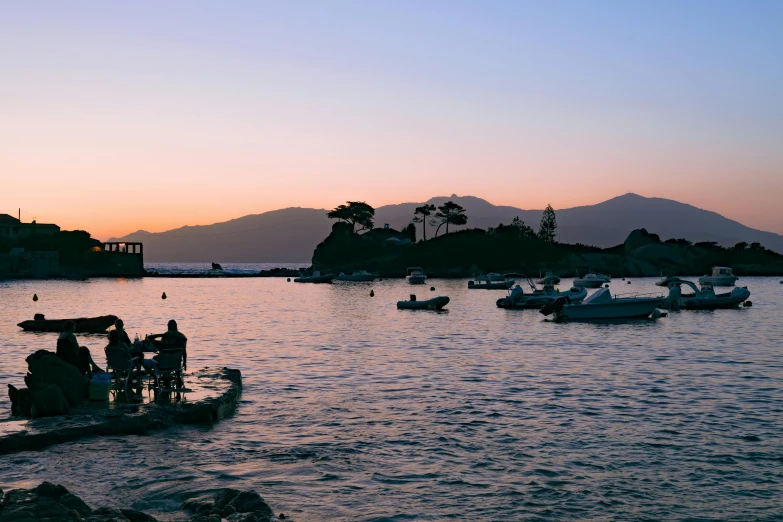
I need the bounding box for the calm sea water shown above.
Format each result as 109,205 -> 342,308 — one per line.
1,272 -> 782,520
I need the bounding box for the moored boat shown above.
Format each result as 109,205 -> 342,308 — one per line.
407,267 -> 427,285
468,273 -> 514,289
294,270 -> 334,283
397,295 -> 450,310
334,270 -> 378,282
698,266 -> 738,287
573,271 -> 611,288
535,270 -> 561,285
662,279 -> 750,310
17,315 -> 119,334
497,275 -> 587,309
541,288 -> 662,321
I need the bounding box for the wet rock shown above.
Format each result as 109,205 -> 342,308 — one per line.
0,482 -> 92,521
183,489 -> 273,522
31,384 -> 70,419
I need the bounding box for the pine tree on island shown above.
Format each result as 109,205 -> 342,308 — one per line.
412,204 -> 436,241
432,201 -> 468,237
538,204 -> 558,242
327,201 -> 375,233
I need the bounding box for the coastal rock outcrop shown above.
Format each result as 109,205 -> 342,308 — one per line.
8,350 -> 88,418
183,488 -> 275,522
0,482 -> 280,522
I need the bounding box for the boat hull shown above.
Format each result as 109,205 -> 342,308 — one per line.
682,288 -> 750,310
335,275 -> 377,282
697,275 -> 737,287
468,281 -> 512,290
497,287 -> 588,309
17,315 -> 119,334
397,296 -> 450,310
408,275 -> 427,285
294,275 -> 334,283
553,299 -> 661,321
573,279 -> 608,288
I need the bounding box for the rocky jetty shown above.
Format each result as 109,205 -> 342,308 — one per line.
0,482 -> 281,522
1,368 -> 242,455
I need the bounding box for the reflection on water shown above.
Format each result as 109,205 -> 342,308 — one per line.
1,275 -> 782,520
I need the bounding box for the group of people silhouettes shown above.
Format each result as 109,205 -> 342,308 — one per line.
55,318 -> 188,382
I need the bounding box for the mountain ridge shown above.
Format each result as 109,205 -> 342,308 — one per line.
110,194 -> 783,262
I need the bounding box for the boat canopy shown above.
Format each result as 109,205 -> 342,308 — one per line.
583,287 -> 613,304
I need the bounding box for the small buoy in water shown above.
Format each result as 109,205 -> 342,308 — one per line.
279,515 -> 286,520
430,286 -> 435,291
622,278 -> 625,281
652,309 -> 662,319
161,292 -> 167,299
604,284 -> 609,288
744,300 -> 753,307
627,281 -> 631,284
370,289 -> 375,297
33,293 -> 38,301
287,278 -> 291,282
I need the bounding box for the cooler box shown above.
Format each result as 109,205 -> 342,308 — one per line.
89,373 -> 111,401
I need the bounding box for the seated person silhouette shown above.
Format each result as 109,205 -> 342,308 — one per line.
148,319 -> 188,370
57,320 -> 101,375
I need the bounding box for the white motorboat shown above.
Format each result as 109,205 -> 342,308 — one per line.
662,279 -> 750,310
334,270 -> 378,282
294,270 -> 334,283
535,270 -> 561,285
573,271 -> 611,288
542,287 -> 663,321
468,273 -> 514,289
698,266 -> 738,287
407,267 -> 427,285
496,275 -> 587,309
655,275 -> 680,287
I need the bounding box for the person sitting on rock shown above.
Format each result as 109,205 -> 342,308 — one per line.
56,321 -> 101,375
148,319 -> 188,370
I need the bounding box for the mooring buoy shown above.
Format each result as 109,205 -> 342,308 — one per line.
430,286 -> 435,291
744,300 -> 753,307
370,289 -> 375,297
162,292 -> 167,299
32,293 -> 38,302
287,278 -> 291,282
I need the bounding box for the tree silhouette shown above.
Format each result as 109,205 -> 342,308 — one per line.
510,216 -> 536,238
412,204 -> 436,241
538,204 -> 557,242
432,201 -> 468,237
327,201 -> 375,232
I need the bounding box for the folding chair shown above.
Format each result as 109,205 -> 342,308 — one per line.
105,346 -> 140,398
154,348 -> 185,394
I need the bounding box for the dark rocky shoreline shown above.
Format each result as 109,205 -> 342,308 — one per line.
0,482 -> 284,522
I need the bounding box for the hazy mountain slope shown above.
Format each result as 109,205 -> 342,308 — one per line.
110,207 -> 330,262
111,194 -> 783,262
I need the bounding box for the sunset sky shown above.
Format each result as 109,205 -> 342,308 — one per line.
2,1 -> 782,240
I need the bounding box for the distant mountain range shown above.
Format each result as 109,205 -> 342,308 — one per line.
110,193 -> 783,262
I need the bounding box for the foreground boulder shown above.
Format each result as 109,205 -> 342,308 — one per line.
8,350 -> 88,418
183,488 -> 275,521
0,483 -> 281,522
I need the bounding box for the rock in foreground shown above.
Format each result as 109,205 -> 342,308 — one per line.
0,483 -> 282,522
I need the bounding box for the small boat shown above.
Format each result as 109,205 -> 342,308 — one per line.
662,279 -> 750,310
334,270 -> 379,282
468,273 -> 514,289
17,315 -> 119,334
535,269 -> 561,285
698,266 -> 738,287
497,275 -> 587,309
397,295 -> 450,310
573,271 -> 611,288
294,270 -> 334,283
541,288 -> 662,321
407,267 -> 427,285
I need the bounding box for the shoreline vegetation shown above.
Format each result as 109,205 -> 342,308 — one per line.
4,202 -> 783,280
310,201 -> 783,278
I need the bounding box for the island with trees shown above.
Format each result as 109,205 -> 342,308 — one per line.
310,201 -> 783,277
